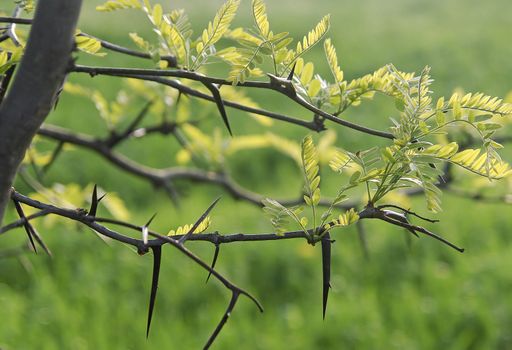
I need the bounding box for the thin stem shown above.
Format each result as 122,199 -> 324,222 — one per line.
71,65 -> 394,138
0,16 -> 32,25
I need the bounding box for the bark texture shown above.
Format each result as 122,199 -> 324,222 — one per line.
0,0 -> 82,224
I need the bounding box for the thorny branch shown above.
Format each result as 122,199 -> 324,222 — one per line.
2,184 -> 467,347
1,8 -> 510,350
36,124 -> 353,208
4,189 -> 265,348
71,65 -> 392,138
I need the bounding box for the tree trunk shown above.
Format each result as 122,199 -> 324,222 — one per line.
0,0 -> 82,224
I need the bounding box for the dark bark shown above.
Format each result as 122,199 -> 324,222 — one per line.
0,0 -> 82,224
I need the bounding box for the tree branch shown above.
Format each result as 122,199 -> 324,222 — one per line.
71,65 -> 393,137
0,16 -> 33,25
36,124 -> 354,209
0,0 -> 83,224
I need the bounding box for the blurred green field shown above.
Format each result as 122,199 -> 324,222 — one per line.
2,0 -> 512,349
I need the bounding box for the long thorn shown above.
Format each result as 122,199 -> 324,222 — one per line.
379,214 -> 464,253
287,62 -> 297,81
145,213 -> 157,227
146,245 -> 162,338
321,233 -> 332,320
178,197 -> 221,245
202,82 -> 232,136
89,184 -> 99,217
206,244 -> 220,283
12,200 -> 37,253
124,100 -> 153,137
28,226 -> 52,257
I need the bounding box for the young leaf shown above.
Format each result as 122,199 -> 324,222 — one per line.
193,0 -> 241,69
75,33 -> 106,56
302,135 -> 321,206
282,15 -> 330,72
324,208 -> 359,231
324,38 -> 344,109
252,0 -> 270,39
96,0 -> 141,12
178,198 -> 220,244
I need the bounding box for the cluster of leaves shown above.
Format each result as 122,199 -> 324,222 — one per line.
220,0 -> 330,84
95,0 -> 330,82
14,0 -> 512,230
263,135 -> 360,244
167,216 -> 210,236
264,124 -> 512,238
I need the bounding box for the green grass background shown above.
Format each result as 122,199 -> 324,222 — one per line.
1,0 -> 512,349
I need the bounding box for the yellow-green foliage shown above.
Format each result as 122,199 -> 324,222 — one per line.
293,59 -> 322,99
145,5 -> 192,66
421,143 -> 511,179
252,0 -> 270,39
168,217 -> 211,236
0,47 -> 22,74
128,32 -> 151,52
75,33 -> 105,56
301,135 -> 321,207
193,0 -> 240,69
262,198 -> 307,236
323,208 -> 359,231
324,38 -> 345,110
324,39 -> 344,84
96,0 -> 141,12
282,15 -> 330,72
63,82 -> 130,128
329,149 -> 352,174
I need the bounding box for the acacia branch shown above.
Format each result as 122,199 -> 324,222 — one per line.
36,122 -> 460,212
1,184 -> 465,348
0,16 -> 178,66
71,65 -> 393,137
36,124 -> 355,209
4,192 -> 463,253
77,33 -> 177,67
6,189 -> 264,349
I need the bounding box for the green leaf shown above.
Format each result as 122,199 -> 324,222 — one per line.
285,14 -> 330,69
252,0 -> 270,38
349,171 -> 361,184
75,33 -> 106,56
96,0 -> 141,11
193,0 -> 241,69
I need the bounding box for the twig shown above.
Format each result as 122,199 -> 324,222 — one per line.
0,16 -> 32,25
77,33 -> 177,67
36,124 -> 355,210
377,204 -> 439,223
72,65 -> 393,138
